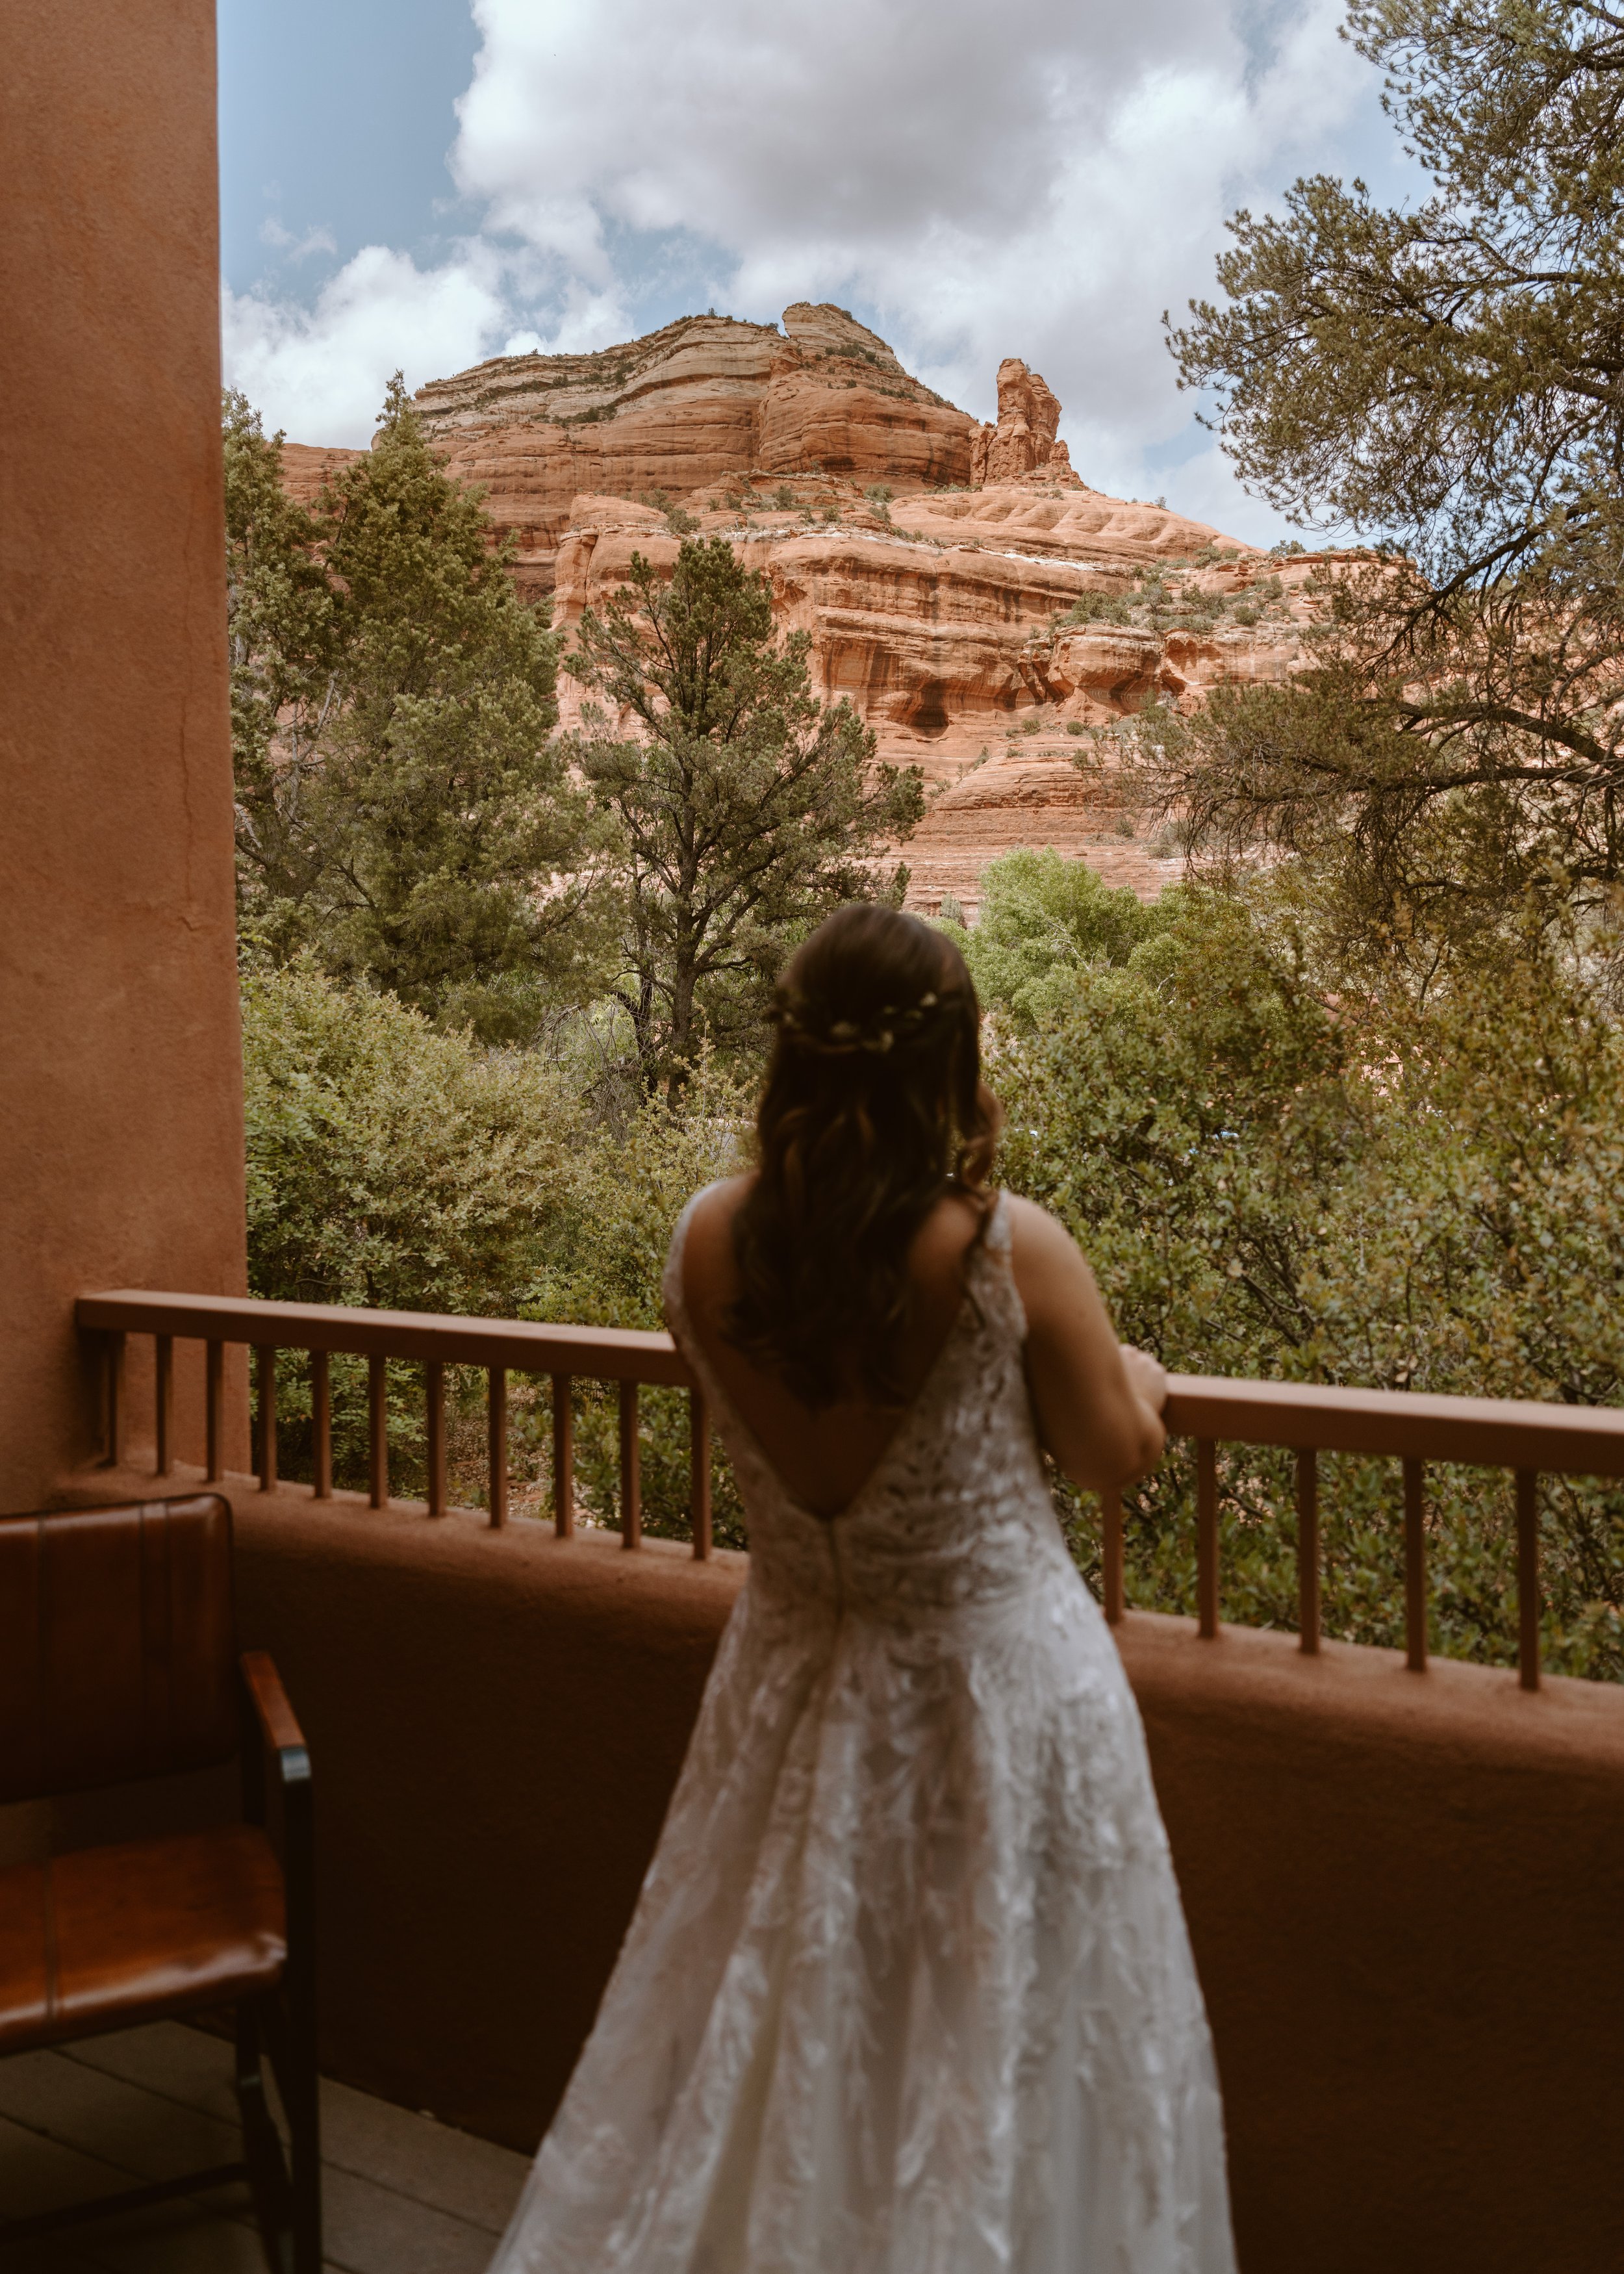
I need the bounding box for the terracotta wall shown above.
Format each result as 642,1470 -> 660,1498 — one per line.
0,0 -> 248,1511
216,1479 -> 1624,2274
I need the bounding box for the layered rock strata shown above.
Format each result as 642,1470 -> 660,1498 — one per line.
282,311 -> 1315,907
405,303 -> 977,596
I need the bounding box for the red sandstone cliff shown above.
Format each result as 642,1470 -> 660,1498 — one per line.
283,307 -> 1313,910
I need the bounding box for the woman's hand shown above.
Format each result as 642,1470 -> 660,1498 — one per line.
1119,1345 -> 1167,1417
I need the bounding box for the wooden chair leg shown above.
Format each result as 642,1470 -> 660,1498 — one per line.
236,1996 -> 292,2265
286,1970 -> 322,2274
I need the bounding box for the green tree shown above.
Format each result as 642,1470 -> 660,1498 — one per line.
568,537 -> 924,1087
935,847 -> 1181,1027
1165,1 -> 1624,943
223,392 -> 340,916
243,956 -> 574,1315
242,958 -> 752,1541
227,380 -> 610,1042
991,867 -> 1624,1679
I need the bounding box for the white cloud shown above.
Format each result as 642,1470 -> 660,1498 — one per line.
258,218 -> 338,262
226,0 -> 1391,528
450,0 -> 1370,528
223,243 -> 509,445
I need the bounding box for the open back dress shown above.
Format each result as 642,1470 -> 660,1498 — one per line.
488,1188 -> 1236,2273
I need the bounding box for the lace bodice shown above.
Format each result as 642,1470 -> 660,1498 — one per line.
489,1187 -> 1235,2273
663,1188 -> 1077,1626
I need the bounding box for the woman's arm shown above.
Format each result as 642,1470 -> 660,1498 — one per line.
1005,1194 -> 1165,1488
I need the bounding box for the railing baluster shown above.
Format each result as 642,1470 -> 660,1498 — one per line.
256,1346 -> 277,1491
311,1349 -> 332,1500
1102,1486 -> 1124,1624
1297,1448 -> 1319,1655
1197,1438 -> 1219,1639
1516,1468 -> 1540,1692
425,1360 -> 446,1516
488,1367 -> 507,1529
690,1385 -> 711,1559
155,1333 -> 173,1477
103,1329 -> 126,1468
205,1338 -> 223,1481
1404,1457 -> 1427,1672
552,1373 -> 574,1538
368,1354 -> 388,1508
620,1379 -> 642,1549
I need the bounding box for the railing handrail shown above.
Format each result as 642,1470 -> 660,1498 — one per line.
1164,1372 -> 1624,1479
76,1288 -> 694,1387
79,1286 -> 1624,1685
79,1289 -> 1624,1478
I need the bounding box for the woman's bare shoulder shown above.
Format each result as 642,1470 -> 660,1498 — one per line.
683,1175 -> 755,1292
1002,1192 -> 1088,1264
1001,1192 -> 1105,1314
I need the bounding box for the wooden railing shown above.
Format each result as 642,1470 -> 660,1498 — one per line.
1145,1377 -> 1624,1691
77,1289 -> 712,1557
79,1292 -> 1624,1684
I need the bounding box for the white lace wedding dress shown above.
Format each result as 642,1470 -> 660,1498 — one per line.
489,1190 -> 1236,2273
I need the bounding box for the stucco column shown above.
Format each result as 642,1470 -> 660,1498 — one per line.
1,0 -> 247,1505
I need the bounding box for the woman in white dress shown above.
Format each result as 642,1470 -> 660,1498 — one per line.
490,904 -> 1236,2273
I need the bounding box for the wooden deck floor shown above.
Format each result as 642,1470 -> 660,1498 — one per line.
0,2021 -> 530,2272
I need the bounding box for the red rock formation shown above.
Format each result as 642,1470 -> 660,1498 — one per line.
278,441 -> 365,506
971,359 -> 1079,488
409,304 -> 976,597
900,745 -> 1182,920
283,311 -> 1315,908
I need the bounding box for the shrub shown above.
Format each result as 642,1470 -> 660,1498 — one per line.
993,880 -> 1624,1680
242,960 -> 758,1542
938,848 -> 1177,1028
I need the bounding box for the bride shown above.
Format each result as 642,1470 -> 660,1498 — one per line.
490,904 -> 1235,2273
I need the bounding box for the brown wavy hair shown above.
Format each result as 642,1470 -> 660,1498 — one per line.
727,903 -> 999,1409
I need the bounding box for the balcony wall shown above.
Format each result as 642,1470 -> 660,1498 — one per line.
1,0 -> 249,1511
126,1472 -> 1622,2274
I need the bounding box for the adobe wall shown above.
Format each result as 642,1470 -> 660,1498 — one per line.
0,0 -> 248,1511
197,1477 -> 1624,2274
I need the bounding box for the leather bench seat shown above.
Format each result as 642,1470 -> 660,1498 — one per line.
0,1823 -> 285,2055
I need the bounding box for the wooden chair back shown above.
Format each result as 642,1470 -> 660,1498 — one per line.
0,1494 -> 237,1802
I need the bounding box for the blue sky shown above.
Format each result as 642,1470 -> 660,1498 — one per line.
219,0 -> 1423,544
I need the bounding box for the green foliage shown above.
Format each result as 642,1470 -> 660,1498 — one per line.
993,871 -> 1624,1679
568,537 -> 924,1088
941,848 -> 1181,1028
242,958 -> 752,1539
243,956 -> 575,1316
240,849 -> 1624,1672
226,382 -> 610,1044
223,392 -> 338,825
1054,589 -> 1134,628
1167,2 -> 1624,933
526,1057 -> 756,1546
242,957 -> 578,1497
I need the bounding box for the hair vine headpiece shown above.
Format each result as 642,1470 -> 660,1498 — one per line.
772,986 -> 953,1058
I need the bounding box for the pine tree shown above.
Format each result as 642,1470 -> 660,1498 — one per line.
569,537 -> 924,1088
226,379 -> 611,1043
1163,2 -> 1624,953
